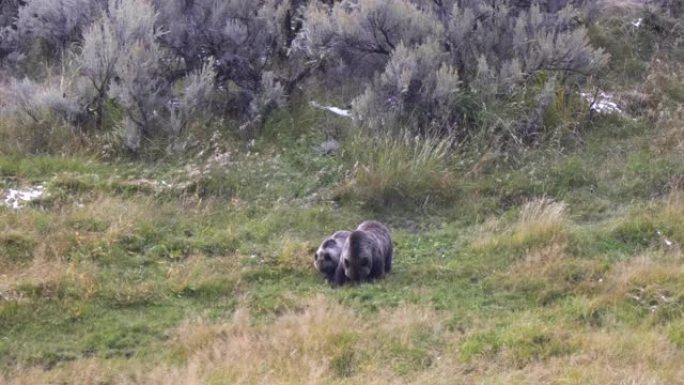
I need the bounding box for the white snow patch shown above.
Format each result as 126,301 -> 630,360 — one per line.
3,185 -> 45,209
581,91 -> 623,114
310,101 -> 352,118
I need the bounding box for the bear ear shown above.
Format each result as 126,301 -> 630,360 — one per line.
322,239 -> 337,248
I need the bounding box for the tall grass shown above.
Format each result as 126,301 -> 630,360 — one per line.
474,197 -> 570,254
335,133 -> 458,210
4,297 -> 451,385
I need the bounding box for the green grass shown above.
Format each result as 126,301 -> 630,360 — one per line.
1,105 -> 684,383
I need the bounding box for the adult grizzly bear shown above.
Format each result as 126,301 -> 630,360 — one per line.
334,220 -> 392,285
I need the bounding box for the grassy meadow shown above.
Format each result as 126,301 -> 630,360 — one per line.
2,3 -> 684,385
2,103 -> 684,384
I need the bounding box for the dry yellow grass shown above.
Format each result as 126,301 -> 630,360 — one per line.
1,195 -> 158,260
3,259 -> 683,385
0,195 -> 165,303
3,297 -> 454,385
664,190 -> 684,225
8,296 -> 676,385
0,257 -> 98,301
473,197 -> 570,252
517,198 -> 568,240
596,254 -> 684,310
165,254 -> 241,294
471,215 -> 506,249
277,237 -> 315,270
439,326 -> 684,385
545,328 -> 684,385
335,134 -> 457,207
82,196 -> 158,241
494,243 -> 568,288
646,58 -> 684,155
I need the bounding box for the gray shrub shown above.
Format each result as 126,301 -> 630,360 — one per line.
2,77 -> 79,123
155,0 -> 291,120
76,0 -> 167,146
0,0 -> 617,153
297,0 -> 608,139
16,0 -> 102,57
294,0 -> 439,77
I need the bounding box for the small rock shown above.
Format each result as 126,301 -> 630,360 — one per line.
317,139 -> 341,156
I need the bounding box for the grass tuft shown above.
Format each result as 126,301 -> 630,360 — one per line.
334,133 -> 459,210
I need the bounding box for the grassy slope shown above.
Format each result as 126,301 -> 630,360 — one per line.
1,108 -> 683,384
2,9 -> 684,385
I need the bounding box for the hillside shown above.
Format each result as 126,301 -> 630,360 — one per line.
1,0 -> 684,384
